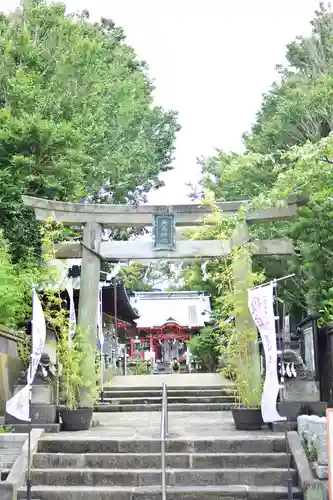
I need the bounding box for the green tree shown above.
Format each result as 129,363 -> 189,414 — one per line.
120,263 -> 153,292
245,2 -> 333,154
193,3 -> 333,320
187,326 -> 220,372
0,1 -> 179,261
0,231 -> 46,327
120,261 -> 178,292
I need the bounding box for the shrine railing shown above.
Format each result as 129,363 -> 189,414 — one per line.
160,382 -> 168,500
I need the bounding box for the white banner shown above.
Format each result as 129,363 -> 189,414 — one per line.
97,285 -> 104,349
248,283 -> 286,423
66,280 -> 76,348
6,289 -> 46,422
97,285 -> 105,395
326,409 -> 333,500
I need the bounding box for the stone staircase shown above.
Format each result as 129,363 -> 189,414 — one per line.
0,433 -> 27,481
17,434 -> 303,499
96,385 -> 238,412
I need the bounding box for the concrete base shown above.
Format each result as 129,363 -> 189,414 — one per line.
269,421 -> 297,432
284,379 -> 321,402
277,401 -> 328,421
5,404 -> 57,425
12,384 -> 55,404
8,423 -> 60,433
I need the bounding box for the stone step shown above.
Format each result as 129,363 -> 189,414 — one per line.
95,403 -> 235,412
30,467 -> 297,487
38,437 -> 286,454
104,385 -> 235,392
17,484 -> 303,499
33,452 -> 290,469
103,389 -> 236,398
100,396 -> 237,404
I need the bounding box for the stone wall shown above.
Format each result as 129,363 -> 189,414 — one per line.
0,326 -> 22,415
297,415 -> 328,480
0,433 -> 26,471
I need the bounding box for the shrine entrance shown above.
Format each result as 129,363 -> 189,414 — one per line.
22,195 -> 298,401
130,327 -> 189,363
129,290 -> 210,368
131,324 -> 191,362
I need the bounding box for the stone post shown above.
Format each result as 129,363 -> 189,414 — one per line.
231,222 -> 261,405
78,222 -> 102,406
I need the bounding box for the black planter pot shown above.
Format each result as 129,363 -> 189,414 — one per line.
59,407 -> 93,431
232,407 -> 263,431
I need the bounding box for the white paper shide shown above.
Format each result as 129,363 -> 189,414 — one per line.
6,289 -> 46,422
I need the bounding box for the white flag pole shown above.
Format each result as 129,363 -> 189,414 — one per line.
67,279 -> 76,348
98,285 -> 104,402
5,287 -> 46,500
273,279 -> 294,500
26,287 -> 35,500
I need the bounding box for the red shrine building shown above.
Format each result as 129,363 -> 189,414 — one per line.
128,291 -> 211,363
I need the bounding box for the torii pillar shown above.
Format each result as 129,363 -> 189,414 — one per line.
78,222 -> 102,406
22,196 -> 103,407
232,222 -> 261,405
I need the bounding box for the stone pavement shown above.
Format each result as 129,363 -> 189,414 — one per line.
110,372 -> 233,388
48,411 -> 280,440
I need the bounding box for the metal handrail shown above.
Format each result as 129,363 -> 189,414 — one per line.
160,383 -> 168,500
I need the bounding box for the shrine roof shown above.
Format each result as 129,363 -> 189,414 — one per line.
43,258 -> 139,324
129,291 -> 211,329
67,283 -> 139,324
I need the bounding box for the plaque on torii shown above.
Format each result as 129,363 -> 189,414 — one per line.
22,194 -> 299,401
152,214 -> 176,251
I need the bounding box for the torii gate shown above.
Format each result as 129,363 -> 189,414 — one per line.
22,195 -> 298,401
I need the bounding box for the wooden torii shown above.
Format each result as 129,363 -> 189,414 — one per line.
23,195 -> 298,400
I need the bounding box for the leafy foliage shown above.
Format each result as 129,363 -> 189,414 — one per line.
0,1 -> 179,261
58,327 -> 97,409
188,3 -> 333,322
120,263 -> 154,292
180,4 -> 333,397
177,203 -> 264,406
0,230 -> 46,327
187,326 -> 220,372
120,260 -> 179,292
127,358 -> 150,375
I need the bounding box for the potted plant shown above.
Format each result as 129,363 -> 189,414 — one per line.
222,323 -> 263,430
231,377 -> 263,431
218,239 -> 264,431
57,328 -> 97,431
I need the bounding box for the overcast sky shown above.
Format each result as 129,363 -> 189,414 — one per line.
1,0 -> 321,204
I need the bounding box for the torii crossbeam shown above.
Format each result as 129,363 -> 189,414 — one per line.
22,195 -> 299,405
